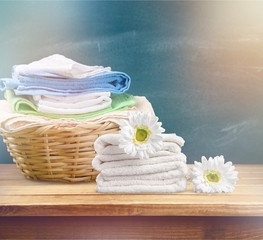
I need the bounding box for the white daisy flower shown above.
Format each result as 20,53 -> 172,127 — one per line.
191,155 -> 238,193
119,112 -> 165,159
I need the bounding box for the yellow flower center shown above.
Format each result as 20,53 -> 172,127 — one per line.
134,126 -> 151,143
204,169 -> 221,183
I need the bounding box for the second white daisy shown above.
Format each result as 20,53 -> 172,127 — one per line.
118,112 -> 165,159
191,155 -> 238,193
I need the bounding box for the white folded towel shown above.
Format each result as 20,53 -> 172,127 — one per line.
31,92 -> 112,114
94,147 -> 181,163
13,54 -> 111,79
98,160 -> 187,177
99,168 -> 186,181
36,100 -> 111,114
32,92 -> 111,105
96,177 -> 187,193
94,142 -> 182,157
92,126 -> 188,193
96,174 -> 185,187
95,157 -> 188,193
92,152 -> 186,171
94,133 -> 185,155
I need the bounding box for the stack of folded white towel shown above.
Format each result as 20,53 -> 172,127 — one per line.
92,133 -> 188,193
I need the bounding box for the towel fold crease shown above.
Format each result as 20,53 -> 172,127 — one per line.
99,160 -> 187,177
93,152 -> 186,172
31,92 -> 112,114
96,177 -> 187,193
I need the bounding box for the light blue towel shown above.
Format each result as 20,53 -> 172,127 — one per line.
0,78 -> 19,90
0,71 -> 131,95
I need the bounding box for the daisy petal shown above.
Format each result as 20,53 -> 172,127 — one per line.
118,111 -> 165,160
191,155 -> 238,193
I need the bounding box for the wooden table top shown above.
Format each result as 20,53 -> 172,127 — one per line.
0,164 -> 262,217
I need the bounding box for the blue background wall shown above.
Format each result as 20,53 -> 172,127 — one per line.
1,1 -> 263,164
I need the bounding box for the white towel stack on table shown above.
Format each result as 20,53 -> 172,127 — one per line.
92,133 -> 188,193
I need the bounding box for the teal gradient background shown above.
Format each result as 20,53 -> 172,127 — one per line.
0,1 -> 263,164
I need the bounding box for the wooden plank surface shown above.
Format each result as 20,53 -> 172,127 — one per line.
1,216 -> 263,240
0,164 -> 262,217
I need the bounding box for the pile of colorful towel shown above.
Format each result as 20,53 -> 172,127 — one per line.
0,54 -> 136,119
92,133 -> 188,193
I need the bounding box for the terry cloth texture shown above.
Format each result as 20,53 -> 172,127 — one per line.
92,133 -> 188,193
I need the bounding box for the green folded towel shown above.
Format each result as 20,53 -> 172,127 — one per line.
4,90 -> 136,120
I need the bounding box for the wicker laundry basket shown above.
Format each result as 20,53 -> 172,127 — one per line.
1,121 -> 119,183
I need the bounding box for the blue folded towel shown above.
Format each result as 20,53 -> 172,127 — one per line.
0,71 -> 131,95
0,78 -> 19,90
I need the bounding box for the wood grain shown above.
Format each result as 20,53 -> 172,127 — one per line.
0,216 -> 263,240
0,164 -> 262,217
0,164 -> 262,239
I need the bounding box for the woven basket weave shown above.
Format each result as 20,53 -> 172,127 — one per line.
1,121 -> 119,183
